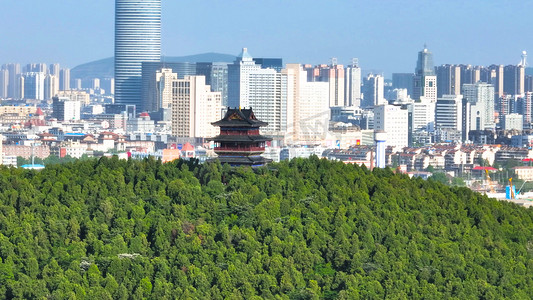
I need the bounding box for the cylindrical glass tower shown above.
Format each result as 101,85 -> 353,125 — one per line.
115,0 -> 161,109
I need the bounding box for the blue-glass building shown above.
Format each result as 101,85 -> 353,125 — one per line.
114,0 -> 161,108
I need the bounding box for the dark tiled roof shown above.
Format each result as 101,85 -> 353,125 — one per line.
212,108 -> 268,127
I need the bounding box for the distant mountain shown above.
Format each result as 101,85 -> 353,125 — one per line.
71,53 -> 236,80
526,67 -> 533,76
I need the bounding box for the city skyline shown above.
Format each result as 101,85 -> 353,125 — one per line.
1,1 -> 532,76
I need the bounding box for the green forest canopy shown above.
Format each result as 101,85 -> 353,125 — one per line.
0,156 -> 532,299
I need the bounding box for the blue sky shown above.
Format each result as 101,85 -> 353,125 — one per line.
1,0 -> 531,75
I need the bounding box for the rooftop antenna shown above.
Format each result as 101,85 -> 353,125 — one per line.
330,57 -> 338,66
351,58 -> 359,67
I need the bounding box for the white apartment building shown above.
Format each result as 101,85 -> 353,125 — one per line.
374,104 -> 409,149
156,68 -> 177,110
228,48 -> 262,108
284,64 -> 329,143
57,90 -> 90,106
462,82 -> 495,130
171,75 -> 221,138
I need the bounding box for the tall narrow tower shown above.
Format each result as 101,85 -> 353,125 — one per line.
115,0 -> 161,108
413,45 -> 437,102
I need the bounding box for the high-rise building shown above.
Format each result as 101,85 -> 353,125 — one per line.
362,74 -> 385,108
115,0 -> 161,108
304,63 -> 345,107
196,62 -> 229,107
44,74 -> 59,100
435,94 -> 464,142
283,64 -> 329,143
345,59 -> 361,107
435,64 -> 460,98
413,46 -> 437,102
49,64 -> 60,77
3,64 -> 21,99
57,90 -> 90,106
52,96 -> 81,121
155,68 -> 178,110
503,113 -> 523,131
142,62 -> 196,112
503,64 -> 525,97
392,73 -> 414,97
171,76 -> 221,138
25,63 -> 47,74
407,99 -> 436,146
488,65 -> 504,97
374,104 -> 409,149
23,72 -> 45,100
0,69 -> 8,99
462,82 -> 495,130
59,68 -> 70,91
247,69 -> 291,134
459,65 -> 481,86
101,78 -> 115,95
228,48 -> 292,135
92,78 -> 101,90
228,48 -> 263,108
252,58 -> 283,72
523,92 -> 533,126
525,75 -> 533,93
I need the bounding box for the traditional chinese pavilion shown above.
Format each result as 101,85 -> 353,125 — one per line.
209,107 -> 272,167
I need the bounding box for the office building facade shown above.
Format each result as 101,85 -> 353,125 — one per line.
345,60 -> 362,107
171,76 -> 222,138
413,46 -> 437,102
362,74 -> 385,108
115,0 -> 161,108
141,62 -> 196,112
462,82 -> 495,130
374,104 -> 409,149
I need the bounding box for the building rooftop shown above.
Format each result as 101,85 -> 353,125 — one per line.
212,108 -> 268,128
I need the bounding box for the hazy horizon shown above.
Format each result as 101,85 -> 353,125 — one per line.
1,0 -> 532,74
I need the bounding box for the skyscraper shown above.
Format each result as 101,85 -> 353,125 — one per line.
171,76 -> 222,138
303,63 -> 345,107
362,74 -> 385,108
503,64 -> 525,96
23,72 -> 45,100
155,68 -> 178,110
141,62 -> 196,112
345,59 -> 362,107
0,69 -> 8,99
392,73 -> 414,97
462,82 -> 495,130
435,64 -> 460,98
413,46 -> 437,102
59,68 -> 70,91
228,48 -> 262,108
3,64 -> 21,99
196,62 -> 229,107
435,95 -> 464,142
374,104 -> 409,149
115,0 -> 161,108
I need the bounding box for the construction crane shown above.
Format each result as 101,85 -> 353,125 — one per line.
509,178 -> 516,199
508,178 -> 530,200
485,169 -> 495,193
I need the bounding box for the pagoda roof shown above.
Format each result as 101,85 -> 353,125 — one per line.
212,108 -> 268,127
209,134 -> 272,143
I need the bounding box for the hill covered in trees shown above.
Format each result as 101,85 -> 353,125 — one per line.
0,157 -> 532,299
